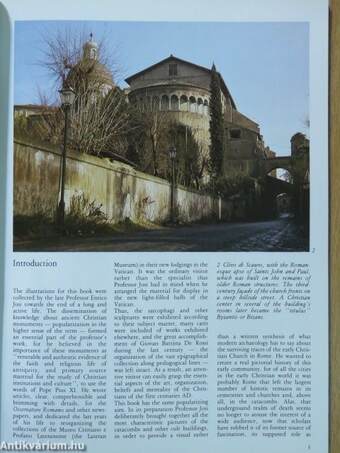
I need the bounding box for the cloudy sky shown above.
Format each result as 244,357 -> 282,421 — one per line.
14,21 -> 309,156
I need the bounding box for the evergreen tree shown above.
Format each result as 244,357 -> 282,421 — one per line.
169,123 -> 204,189
209,64 -> 225,179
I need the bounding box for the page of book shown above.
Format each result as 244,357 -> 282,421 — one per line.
0,1 -> 329,452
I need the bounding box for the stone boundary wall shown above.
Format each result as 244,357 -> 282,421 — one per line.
14,140 -> 233,225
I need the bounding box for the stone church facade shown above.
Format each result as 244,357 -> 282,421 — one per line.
125,55 -> 276,179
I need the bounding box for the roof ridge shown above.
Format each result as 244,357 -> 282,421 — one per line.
125,55 -> 237,110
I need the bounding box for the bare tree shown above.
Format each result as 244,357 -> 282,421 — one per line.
168,123 -> 207,189
29,26 -> 131,155
70,87 -> 130,154
130,99 -> 170,176
37,26 -> 121,90
31,86 -> 130,155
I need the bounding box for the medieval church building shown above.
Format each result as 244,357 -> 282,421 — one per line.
125,54 -> 276,179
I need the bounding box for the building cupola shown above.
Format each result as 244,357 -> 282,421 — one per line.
83,33 -> 98,60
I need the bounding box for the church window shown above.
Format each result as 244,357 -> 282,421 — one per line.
169,63 -> 178,76
189,96 -> 197,113
180,95 -> 188,111
230,129 -> 242,139
90,47 -> 97,59
203,100 -> 209,115
161,95 -> 169,111
197,98 -> 203,114
171,95 -> 179,110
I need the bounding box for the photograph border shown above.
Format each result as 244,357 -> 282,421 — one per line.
330,1 -> 340,453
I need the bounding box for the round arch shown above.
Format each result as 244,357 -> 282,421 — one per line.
189,96 -> 197,113
180,95 -> 188,111
263,156 -> 292,176
276,192 -> 292,216
197,98 -> 203,114
171,94 -> 179,111
203,99 -> 209,116
267,167 -> 294,183
161,95 -> 169,111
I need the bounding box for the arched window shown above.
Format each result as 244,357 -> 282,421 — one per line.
90,47 -> 97,60
161,95 -> 169,111
203,100 -> 209,116
180,95 -> 188,111
189,96 -> 197,113
197,98 -> 203,114
171,95 -> 179,111
230,129 -> 242,139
